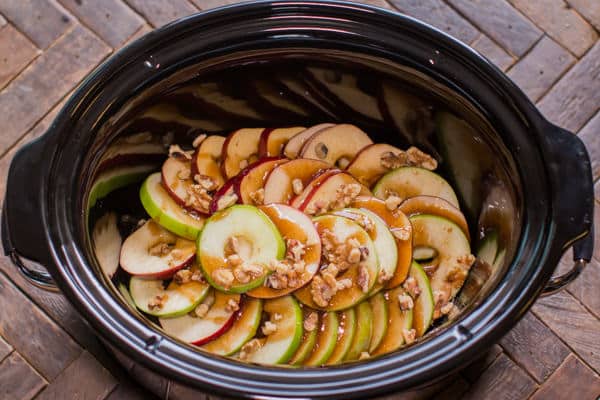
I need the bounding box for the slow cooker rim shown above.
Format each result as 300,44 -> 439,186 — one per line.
38,1 -> 571,398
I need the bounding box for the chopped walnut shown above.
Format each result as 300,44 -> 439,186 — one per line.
192,133 -> 207,148
356,214 -> 374,232
446,265 -> 468,283
391,226 -> 411,241
212,268 -> 234,288
194,303 -> 209,318
286,238 -> 306,262
378,268 -> 392,284
304,312 -> 318,332
226,298 -> 240,313
241,263 -> 264,278
359,352 -> 370,360
402,277 -> 421,298
310,275 -> 335,307
177,168 -> 191,180
432,290 -> 450,319
457,254 -> 476,269
194,174 -> 217,190
148,294 -> 168,311
406,146 -> 437,170
239,338 -> 262,360
380,151 -> 408,169
249,188 -> 265,205
216,193 -> 238,210
402,328 -> 417,345
239,159 -> 249,170
173,269 -> 192,284
333,183 -> 362,209
190,270 -> 205,282
347,247 -> 361,264
292,178 -> 304,195
398,293 -> 414,311
169,144 -> 192,160
261,321 -> 277,336
266,273 -> 288,290
306,199 -> 330,216
149,242 -> 171,257
185,183 -> 212,213
385,195 -> 403,211
336,278 -> 353,291
357,265 -> 370,293
440,301 -> 456,316
225,236 -> 240,256
233,267 -> 251,284
227,254 -> 243,267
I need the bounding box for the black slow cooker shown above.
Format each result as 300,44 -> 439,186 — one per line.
2,1 -> 594,399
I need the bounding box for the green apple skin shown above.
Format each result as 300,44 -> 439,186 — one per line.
345,301 -> 373,361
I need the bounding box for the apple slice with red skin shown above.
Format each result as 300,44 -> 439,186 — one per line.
208,177 -> 240,213
299,172 -> 371,214
283,123 -> 335,159
300,124 -> 373,167
352,196 -> 412,289
345,143 -> 403,187
247,204 -> 321,299
263,158 -> 331,204
259,127 -> 306,157
221,128 -> 265,179
289,169 -> 340,209
192,135 -> 226,188
120,220 -> 196,279
399,195 -> 470,240
159,290 -> 240,345
236,158 -> 288,205
161,156 -> 211,215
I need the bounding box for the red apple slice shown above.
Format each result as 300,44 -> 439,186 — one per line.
345,143 -> 403,187
289,169 -> 341,209
236,158 -> 288,205
120,220 -> 196,278
159,290 -> 240,345
263,158 -> 331,204
283,123 -> 335,159
221,128 -> 265,178
162,156 -> 212,214
208,177 -> 240,213
247,204 -> 321,298
259,127 -> 306,157
191,135 -> 226,188
399,195 -> 470,240
300,124 -> 373,167
299,172 -> 371,214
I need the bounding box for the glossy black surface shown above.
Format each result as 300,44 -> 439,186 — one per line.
1,1 -> 594,398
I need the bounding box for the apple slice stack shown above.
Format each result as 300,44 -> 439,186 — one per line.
104,122 -> 479,366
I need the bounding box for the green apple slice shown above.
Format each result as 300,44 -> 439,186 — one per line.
130,268 -> 210,318
92,212 -> 122,278
197,205 -> 285,293
476,231 -> 498,266
373,167 -> 459,208
117,282 -> 137,310
288,310 -> 319,365
368,292 -> 388,353
409,261 -> 434,337
246,295 -> 303,365
202,297 -> 263,356
303,311 -> 339,366
410,215 -> 472,317
372,287 -> 414,355
332,208 -> 398,294
294,215 -> 379,311
345,301 -> 373,361
140,172 -> 205,240
325,307 -> 357,365
89,164 -> 156,208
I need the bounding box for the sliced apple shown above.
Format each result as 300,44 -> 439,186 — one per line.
373,167 -> 459,208
162,156 -> 211,214
92,212 -> 122,278
236,158 -> 288,205
246,295 -> 303,365
263,158 -> 331,204
120,220 -> 196,278
399,195 -> 470,240
129,265 -> 211,318
221,128 -> 265,178
295,215 -> 379,311
410,215 -> 472,318
288,310 -> 319,365
247,204 -> 321,299
345,143 -> 403,187
208,177 -> 240,214
283,123 -> 335,159
192,135 -> 226,188
344,301 -> 373,361
197,205 -> 285,293
332,208 -> 397,295
368,292 -> 388,353
300,124 -> 373,167
117,282 -> 137,311
372,287 -> 414,355
299,172 -> 371,214
140,173 -> 205,240
303,311 -> 339,366
159,290 -> 239,345
259,127 -> 306,157
476,231 -> 498,266
408,262 -> 434,337
289,169 -> 340,209
351,197 -> 412,289
325,307 -> 357,365
202,297 -> 263,356
89,164 -> 156,208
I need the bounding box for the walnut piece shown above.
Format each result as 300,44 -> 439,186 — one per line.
149,242 -> 171,257
216,193 -> 238,211
406,146 -> 437,170
402,328 -> 417,345
239,338 -> 262,360
148,294 -> 168,311
398,293 -> 414,311
359,352 -> 370,360
385,195 -> 403,211
391,226 -> 411,241
304,312 -> 318,332
249,188 -> 265,205
292,178 -> 304,195
261,321 -> 277,336
402,277 -> 421,298
194,303 -> 209,318
212,268 -> 234,288
357,265 -> 370,293
226,298 -> 240,313
173,269 -> 192,284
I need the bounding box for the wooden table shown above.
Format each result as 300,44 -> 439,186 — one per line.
0,0 -> 599,399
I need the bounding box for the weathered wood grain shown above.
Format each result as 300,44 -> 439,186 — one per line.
124,23 -> 153,45
0,24 -> 39,89
0,352 -> 46,400
538,41 -> 600,132
568,255 -> 600,319
509,0 -> 597,57
124,0 -> 197,27
471,34 -> 515,71
499,312 -> 570,383
0,335 -> 11,363
35,351 -> 117,400
567,0 -> 600,31
577,110 -> 600,182
507,36 -> 575,102
432,376 -> 470,399
0,272 -> 82,380
0,0 -> 74,49
58,0 -> 144,47
0,24 -> 110,155
388,0 -> 479,44
529,354 -> 600,400
534,290 -> 600,373
191,0 -> 245,10
461,353 -> 537,400
462,344 -> 503,383
105,381 -> 158,400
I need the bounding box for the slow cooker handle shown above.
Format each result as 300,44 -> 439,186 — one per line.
1,136 -> 59,292
540,124 -> 595,296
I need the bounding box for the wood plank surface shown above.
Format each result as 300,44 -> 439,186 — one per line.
124,0 -> 198,27
0,24 -> 39,89
529,354 -> 600,400
0,352 -> 47,400
471,34 -> 515,71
